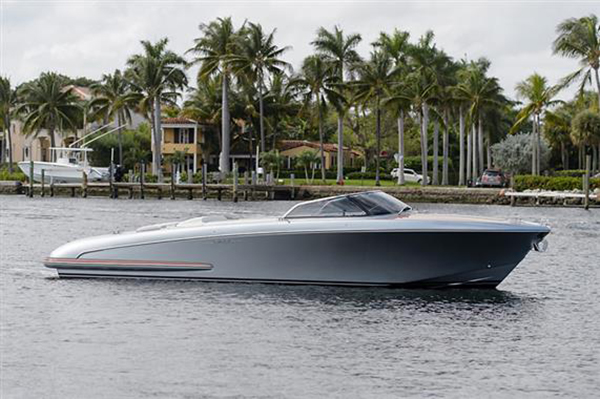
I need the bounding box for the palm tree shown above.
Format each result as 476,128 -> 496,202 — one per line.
553,14 -> 600,108
512,73 -> 561,175
296,150 -> 320,183
544,107 -> 573,170
374,29 -> 411,185
182,77 -> 223,161
264,71 -> 299,149
312,26 -> 362,184
229,22 -> 290,155
571,109 -> 600,171
353,51 -> 396,186
16,72 -> 81,151
0,76 -> 18,172
126,38 -> 187,180
90,69 -> 136,165
455,62 -> 504,178
188,17 -> 241,173
292,55 -> 337,181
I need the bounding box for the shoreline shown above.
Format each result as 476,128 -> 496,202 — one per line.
1,180 -> 598,208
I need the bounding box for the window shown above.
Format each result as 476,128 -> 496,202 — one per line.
174,128 -> 194,144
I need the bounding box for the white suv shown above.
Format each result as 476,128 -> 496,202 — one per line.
391,168 -> 429,183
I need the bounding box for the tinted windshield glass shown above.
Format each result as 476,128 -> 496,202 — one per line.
284,191 -> 410,218
349,191 -> 409,216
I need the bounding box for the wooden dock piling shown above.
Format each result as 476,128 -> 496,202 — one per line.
584,155 -> 591,210
140,163 -> 145,199
40,169 -> 45,197
82,171 -> 88,198
28,160 -> 34,198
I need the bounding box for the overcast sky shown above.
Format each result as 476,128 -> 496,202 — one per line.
1,0 -> 599,101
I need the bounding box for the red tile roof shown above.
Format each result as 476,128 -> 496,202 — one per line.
278,140 -> 361,156
161,117 -> 198,125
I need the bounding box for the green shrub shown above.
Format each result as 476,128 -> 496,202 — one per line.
513,175 -> 600,191
552,170 -> 588,178
346,171 -> 393,180
0,167 -> 27,182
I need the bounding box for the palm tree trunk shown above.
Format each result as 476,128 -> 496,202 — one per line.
220,73 -> 231,174
561,141 -> 566,170
594,67 -> 600,115
153,94 -> 164,182
459,106 -> 465,186
397,110 -> 405,185
537,115 -> 542,174
117,113 -> 123,166
318,104 -> 326,182
472,124 -> 477,181
6,116 -> 13,173
442,110 -> 449,186
486,130 -> 492,169
375,101 -> 381,187
336,114 -> 344,185
531,117 -> 537,175
433,118 -> 439,185
478,113 -> 484,176
0,131 -> 5,168
421,103 -> 429,186
258,77 -> 265,153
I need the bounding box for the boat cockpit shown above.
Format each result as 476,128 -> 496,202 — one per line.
282,191 -> 412,219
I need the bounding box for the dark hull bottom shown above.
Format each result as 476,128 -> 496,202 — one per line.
56,272 -> 504,289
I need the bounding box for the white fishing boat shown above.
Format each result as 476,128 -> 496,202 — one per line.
18,147 -> 109,183
18,124 -> 124,183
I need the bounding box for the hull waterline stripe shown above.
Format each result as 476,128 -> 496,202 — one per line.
44,258 -> 213,271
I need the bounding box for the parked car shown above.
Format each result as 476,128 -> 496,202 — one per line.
391,168 -> 429,184
475,169 -> 507,187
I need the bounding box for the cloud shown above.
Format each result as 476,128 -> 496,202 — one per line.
2,0 -> 598,101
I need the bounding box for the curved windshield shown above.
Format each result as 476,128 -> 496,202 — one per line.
283,191 -> 410,219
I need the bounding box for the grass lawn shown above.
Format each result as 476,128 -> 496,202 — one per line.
277,178 -> 421,187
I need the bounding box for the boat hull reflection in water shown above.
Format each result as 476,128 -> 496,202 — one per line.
45,191 -> 550,288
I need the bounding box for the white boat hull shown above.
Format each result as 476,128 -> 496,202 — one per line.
18,161 -> 109,183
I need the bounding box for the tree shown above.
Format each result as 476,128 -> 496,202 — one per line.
312,25 -> 362,184
374,29 -> 411,185
491,133 -> 550,175
455,61 -> 504,180
188,17 -> 240,173
553,14 -> 600,108
353,51 -> 396,186
17,72 -> 81,150
544,107 -> 573,169
0,76 -> 18,172
512,73 -> 561,175
182,77 -> 223,162
296,150 -> 320,183
571,109 -> 600,171
126,38 -> 187,181
293,55 -> 337,181
260,149 -> 283,178
230,22 -> 290,154
90,69 -> 136,165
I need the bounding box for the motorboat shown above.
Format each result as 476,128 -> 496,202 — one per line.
18,147 -> 109,183
19,124 -> 124,183
44,191 -> 550,288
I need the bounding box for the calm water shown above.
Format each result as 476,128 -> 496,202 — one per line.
1,196 -> 598,398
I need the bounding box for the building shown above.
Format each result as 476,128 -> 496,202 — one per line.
2,85 -> 145,165
160,118 -> 207,173
278,140 -> 362,170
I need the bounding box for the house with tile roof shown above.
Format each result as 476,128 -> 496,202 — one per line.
277,140 -> 362,170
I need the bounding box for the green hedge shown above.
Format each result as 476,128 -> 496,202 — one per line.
346,171 -> 393,180
514,175 -> 600,191
551,170 -> 588,178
